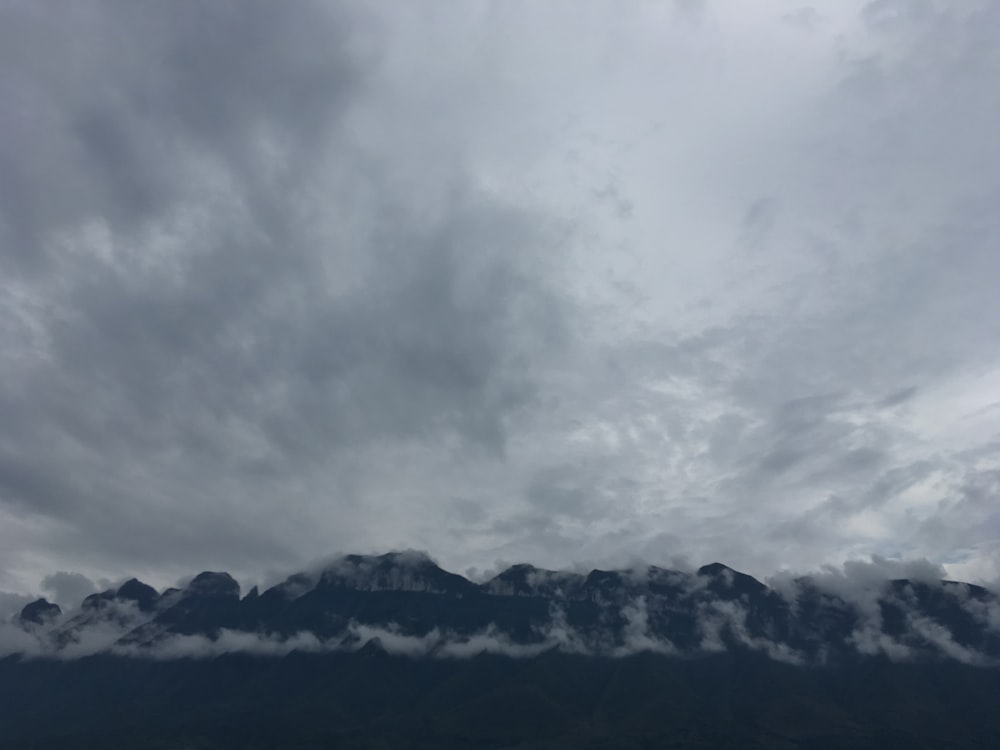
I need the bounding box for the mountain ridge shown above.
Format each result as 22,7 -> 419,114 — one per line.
5,552 -> 999,666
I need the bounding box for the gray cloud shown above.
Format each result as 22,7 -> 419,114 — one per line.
0,591 -> 33,622
0,0 -> 362,269
41,572 -> 97,607
0,0 -> 574,588
1,1 -> 999,592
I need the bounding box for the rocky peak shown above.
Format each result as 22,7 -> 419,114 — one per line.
116,579 -> 160,611
79,579 -> 158,614
18,598 -> 62,627
185,571 -> 240,599
697,562 -> 766,597
319,551 -> 476,595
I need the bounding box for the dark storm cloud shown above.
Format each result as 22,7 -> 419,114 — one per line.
0,0 -> 572,586
0,0 -> 362,268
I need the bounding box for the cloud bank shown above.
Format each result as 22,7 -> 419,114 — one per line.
1,1 -> 1000,595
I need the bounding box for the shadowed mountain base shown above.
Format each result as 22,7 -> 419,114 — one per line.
2,650 -> 1000,749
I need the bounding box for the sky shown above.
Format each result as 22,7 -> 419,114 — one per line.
1,0 -> 999,605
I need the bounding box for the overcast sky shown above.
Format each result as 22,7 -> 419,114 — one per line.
1,0 -> 999,602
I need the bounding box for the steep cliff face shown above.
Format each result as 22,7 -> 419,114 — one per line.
7,552 -> 1000,665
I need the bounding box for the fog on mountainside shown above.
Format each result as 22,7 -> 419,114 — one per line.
4,552 -> 1000,749
5,552 -> 999,666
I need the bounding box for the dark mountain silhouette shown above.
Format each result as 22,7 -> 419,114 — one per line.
11,551 -> 1000,662
3,552 -> 1000,748
15,598 -> 60,627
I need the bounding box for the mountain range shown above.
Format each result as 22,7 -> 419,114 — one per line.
7,551 -> 1000,664
3,552 -> 1000,748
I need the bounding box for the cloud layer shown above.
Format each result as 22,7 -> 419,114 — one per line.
1,1 -> 999,595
